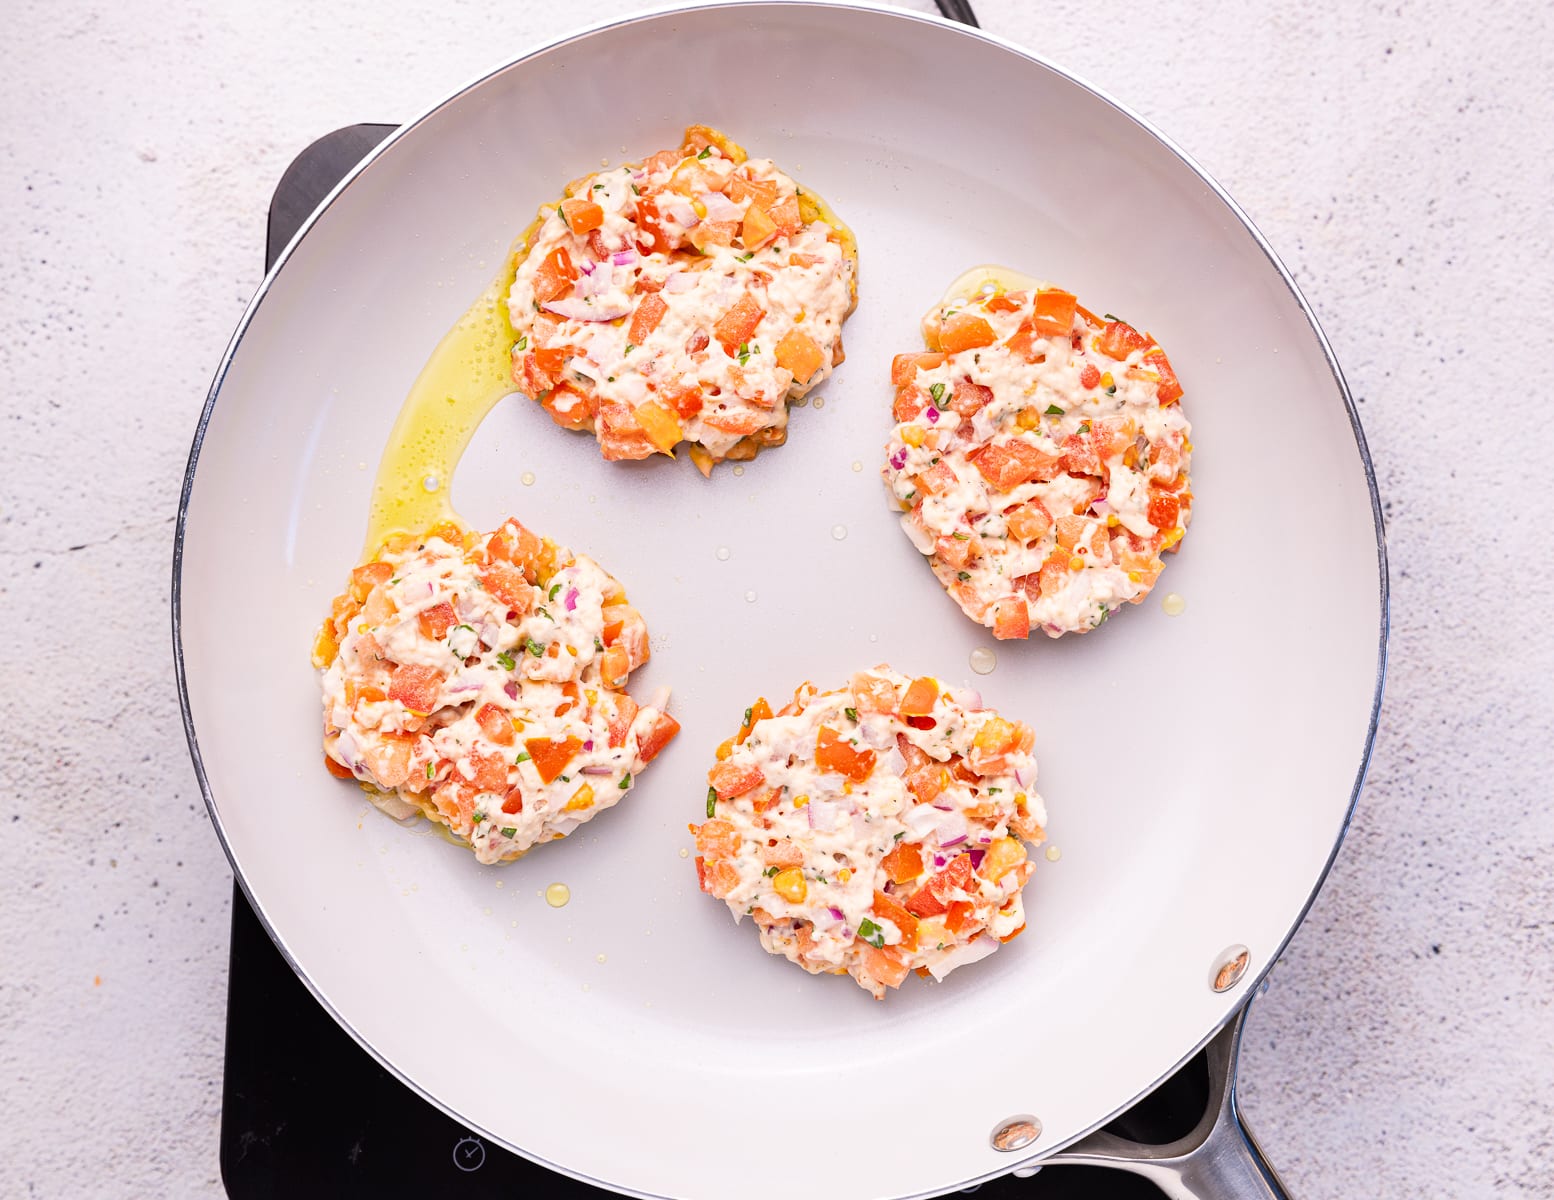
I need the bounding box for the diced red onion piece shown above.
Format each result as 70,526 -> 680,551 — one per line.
611,249 -> 640,267
940,834 -> 968,848
827,906 -> 844,922
564,587 -> 579,613
663,272 -> 698,294
503,682 -> 519,700
969,848 -> 987,869
542,297 -> 632,322
580,764 -> 613,775
926,406 -> 939,424
700,191 -> 742,223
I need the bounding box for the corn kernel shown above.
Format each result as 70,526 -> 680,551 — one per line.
1183,439 -> 1194,452
795,307 -> 806,323
1123,446 -> 1137,467
838,868 -> 853,883
842,781 -> 853,794
1068,555 -> 1085,571
794,794 -> 809,808
1128,570 -> 1142,583
510,717 -> 527,731
1163,528 -> 1183,547
357,623 -> 369,634
690,197 -> 707,218
585,689 -> 598,705
1099,371 -> 1114,389
901,426 -> 926,447
1016,409 -> 1041,431
772,867 -> 807,903
1106,514 -> 1120,527
716,737 -> 734,761
564,782 -> 595,812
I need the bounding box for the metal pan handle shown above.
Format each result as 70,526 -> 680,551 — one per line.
1044,1000 -> 1291,1199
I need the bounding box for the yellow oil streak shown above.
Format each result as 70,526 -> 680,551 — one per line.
940,263 -> 1045,305
361,247 -> 522,558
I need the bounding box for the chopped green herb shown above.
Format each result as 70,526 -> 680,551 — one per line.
630,182 -> 640,195
1104,384 -> 1116,396
743,707 -> 753,727
556,206 -> 570,229
514,334 -> 528,352
426,762 -> 435,780
500,827 -> 517,838
1045,404 -> 1065,416
844,707 -> 859,722
618,774 -> 632,790
525,637 -> 544,657
1103,312 -> 1122,323
593,182 -> 605,191
706,787 -> 717,817
624,343 -> 635,355
1079,421 -> 1092,433
951,532 -> 970,541
697,146 -> 711,160
762,866 -> 779,877
957,570 -> 971,581
737,252 -> 753,262
473,811 -> 485,824
893,831 -> 905,841
549,583 -> 562,601
559,775 -> 569,783
987,787 -> 1001,794
452,623 -> 474,635
606,376 -> 615,383
515,751 -> 531,763
594,636 -> 604,651
737,342 -> 752,366
857,918 -> 885,949
929,382 -> 946,404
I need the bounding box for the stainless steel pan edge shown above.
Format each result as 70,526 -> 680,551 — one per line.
172,4 -> 1390,1196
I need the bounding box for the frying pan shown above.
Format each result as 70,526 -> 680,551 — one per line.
174,4 -> 1387,1197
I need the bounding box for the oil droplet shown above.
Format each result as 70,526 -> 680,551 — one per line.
544,882 -> 571,908
851,461 -> 863,472
596,953 -> 607,964
715,546 -> 731,562
678,848 -> 689,858
421,474 -> 441,493
745,590 -> 758,603
812,397 -> 826,410
582,983 -> 591,992
732,465 -> 745,476
1045,845 -> 1063,862
521,471 -> 536,486
969,647 -> 997,675
1162,593 -> 1186,617
831,524 -> 848,541
868,632 -> 878,643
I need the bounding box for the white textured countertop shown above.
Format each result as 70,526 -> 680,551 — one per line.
4,2 -> 1551,1196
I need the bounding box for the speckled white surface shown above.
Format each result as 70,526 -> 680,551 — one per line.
3,1 -> 1551,1196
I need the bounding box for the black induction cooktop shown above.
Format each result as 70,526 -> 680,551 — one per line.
217,121 -> 1193,1200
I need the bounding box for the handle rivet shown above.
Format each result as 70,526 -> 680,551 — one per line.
991,1115 -> 1042,1152
1212,945 -> 1250,992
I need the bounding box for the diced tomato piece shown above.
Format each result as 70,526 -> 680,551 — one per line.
712,293 -> 765,357
416,601 -> 457,641
1098,320 -> 1152,360
813,726 -> 877,782
979,837 -> 1028,882
540,383 -> 596,431
737,697 -> 773,743
880,841 -> 924,886
348,561 -> 393,603
635,194 -> 672,253
903,762 -> 945,805
475,703 -> 515,746
595,402 -> 654,463
950,377 -> 993,417
702,408 -> 765,435
1148,492 -> 1181,531
324,753 -> 355,780
1079,363 -> 1102,390
469,746 -> 509,793
918,461 -> 959,495
708,759 -> 765,798
893,384 -> 928,423
1005,501 -> 1052,543
701,857 -> 740,898
486,520 -> 544,579
938,313 -> 996,353
1058,433 -> 1102,476
970,439 -> 1062,491
774,329 -> 824,384
559,198 -> 603,234
943,901 -> 977,936
1031,289 -> 1078,336
992,595 -> 1030,641
524,735 -> 583,784
628,293 -> 669,346
907,854 -> 976,918
860,945 -> 910,990
479,562 -> 533,612
501,786 -> 524,814
872,890 -> 920,952
891,352 -> 946,387
761,838 -> 805,868
768,194 -> 801,237
388,664 -> 443,714
984,293 -> 1023,314
1144,347 -> 1183,404
935,534 -> 976,569
532,247 -> 578,304
729,174 -> 780,208
850,671 -> 901,714
512,351 -> 560,399
637,711 -> 680,763
362,733 -> 416,788
694,818 -> 740,858
606,693 -> 639,748
741,203 -> 778,251
900,676 -> 939,716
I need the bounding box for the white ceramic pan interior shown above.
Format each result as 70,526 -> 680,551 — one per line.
176,5 -> 1385,1198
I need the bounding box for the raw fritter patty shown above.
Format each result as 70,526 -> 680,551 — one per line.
690,666 -> 1047,1000
314,518 -> 679,863
883,281 -> 1193,638
507,124 -> 858,472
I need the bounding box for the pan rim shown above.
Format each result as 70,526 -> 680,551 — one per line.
171,3 -> 1389,1194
